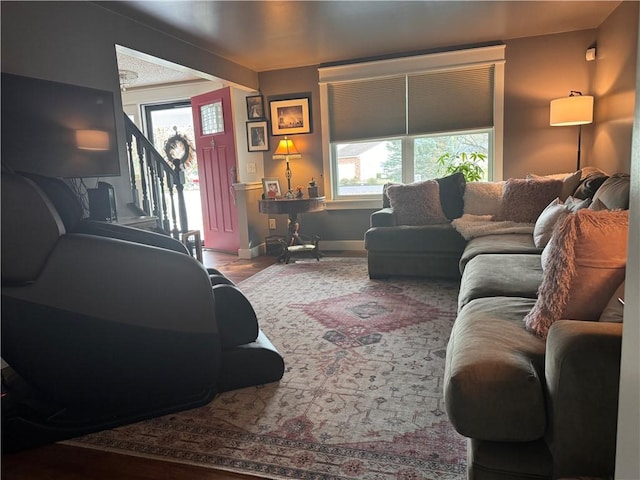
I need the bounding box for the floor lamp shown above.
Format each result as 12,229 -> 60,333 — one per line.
550,91 -> 594,171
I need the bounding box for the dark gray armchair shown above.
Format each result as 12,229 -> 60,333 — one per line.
1,172 -> 284,451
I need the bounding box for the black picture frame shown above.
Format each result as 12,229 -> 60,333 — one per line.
268,93 -> 312,136
246,94 -> 265,119
246,120 -> 269,152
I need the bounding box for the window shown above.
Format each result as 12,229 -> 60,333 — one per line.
319,45 -> 505,204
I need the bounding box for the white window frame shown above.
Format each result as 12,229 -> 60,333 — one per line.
319,45 -> 505,209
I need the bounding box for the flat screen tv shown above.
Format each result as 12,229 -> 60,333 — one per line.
1,72 -> 120,178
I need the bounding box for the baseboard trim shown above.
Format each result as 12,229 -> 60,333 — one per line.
320,240 -> 365,251
238,245 -> 264,259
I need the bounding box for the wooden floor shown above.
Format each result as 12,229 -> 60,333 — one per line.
1,251 -> 281,480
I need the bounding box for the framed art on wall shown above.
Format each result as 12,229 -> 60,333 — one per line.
262,177 -> 281,199
246,95 -> 265,119
269,94 -> 312,135
246,121 -> 269,152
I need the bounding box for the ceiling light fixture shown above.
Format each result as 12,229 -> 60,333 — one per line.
118,69 -> 138,92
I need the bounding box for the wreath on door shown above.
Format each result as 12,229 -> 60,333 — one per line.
164,126 -> 195,167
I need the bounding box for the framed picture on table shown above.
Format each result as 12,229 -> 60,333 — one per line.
269,93 -> 312,135
246,121 -> 269,152
262,177 -> 281,199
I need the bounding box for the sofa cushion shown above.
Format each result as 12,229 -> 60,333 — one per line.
524,210 -> 628,338
386,180 -> 449,225
364,224 -> 466,253
458,254 -> 543,311
459,234 -> 542,273
599,281 -> 625,323
533,196 -> 590,248
436,172 -> 466,220
591,173 -> 630,210
463,181 -> 504,216
494,177 -> 563,224
444,296 -> 546,442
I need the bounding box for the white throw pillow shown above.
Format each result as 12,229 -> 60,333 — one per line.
533,199 -> 568,248
463,181 -> 504,216
534,196 -> 591,248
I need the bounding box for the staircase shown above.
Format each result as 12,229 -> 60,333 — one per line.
123,114 -> 190,238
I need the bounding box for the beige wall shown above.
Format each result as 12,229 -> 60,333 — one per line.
503,30 -> 597,178
592,1 -> 639,175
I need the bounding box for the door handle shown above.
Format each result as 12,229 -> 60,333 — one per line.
229,166 -> 237,205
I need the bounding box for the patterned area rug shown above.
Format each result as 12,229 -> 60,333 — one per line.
67,257 -> 467,479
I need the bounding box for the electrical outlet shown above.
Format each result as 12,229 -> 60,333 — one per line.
269,218 -> 277,230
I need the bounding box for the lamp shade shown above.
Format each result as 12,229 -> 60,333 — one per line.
550,95 -> 594,126
273,137 -> 301,159
76,129 -> 110,151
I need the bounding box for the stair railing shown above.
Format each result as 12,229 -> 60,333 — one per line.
123,114 -> 189,238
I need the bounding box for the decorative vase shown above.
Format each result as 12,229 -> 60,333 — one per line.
308,186 -> 319,198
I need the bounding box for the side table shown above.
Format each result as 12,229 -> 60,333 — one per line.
258,197 -> 326,262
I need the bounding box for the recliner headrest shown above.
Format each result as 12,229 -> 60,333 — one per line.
1,174 -> 66,284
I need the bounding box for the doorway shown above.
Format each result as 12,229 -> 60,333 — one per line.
144,101 -> 203,236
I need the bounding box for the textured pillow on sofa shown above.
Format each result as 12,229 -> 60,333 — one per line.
386,180 -> 449,226
436,172 -> 466,220
524,210 -> 628,338
494,177 -> 563,224
527,170 -> 581,201
463,181 -> 504,216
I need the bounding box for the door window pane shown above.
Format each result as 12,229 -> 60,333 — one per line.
200,101 -> 224,135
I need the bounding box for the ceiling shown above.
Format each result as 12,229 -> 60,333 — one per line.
106,1 -> 620,89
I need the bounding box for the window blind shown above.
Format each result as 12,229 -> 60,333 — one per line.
327,65 -> 494,142
328,75 -> 406,142
408,66 -> 494,135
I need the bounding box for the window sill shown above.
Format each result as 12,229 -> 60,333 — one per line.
325,199 -> 381,210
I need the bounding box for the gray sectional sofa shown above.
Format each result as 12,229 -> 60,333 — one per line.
364,169 -> 630,479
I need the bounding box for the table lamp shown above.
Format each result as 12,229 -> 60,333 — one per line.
273,136 -> 301,192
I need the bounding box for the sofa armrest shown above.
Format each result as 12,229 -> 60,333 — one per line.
370,208 -> 397,227
545,319 -> 622,478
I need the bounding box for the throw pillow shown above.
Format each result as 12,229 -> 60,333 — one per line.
494,177 -> 563,224
533,199 -> 567,248
591,173 -> 631,210
382,182 -> 399,209
573,167 -> 609,200
599,281 -> 625,323
533,196 -> 590,248
527,170 -> 582,201
463,181 -> 504,216
386,180 -> 449,226
524,209 -> 628,338
436,172 -> 466,220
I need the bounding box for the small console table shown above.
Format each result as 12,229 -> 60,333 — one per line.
258,197 -> 326,263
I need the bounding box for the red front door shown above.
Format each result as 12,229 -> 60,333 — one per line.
191,87 -> 239,252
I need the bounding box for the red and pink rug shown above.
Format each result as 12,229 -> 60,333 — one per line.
67,257 -> 466,479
